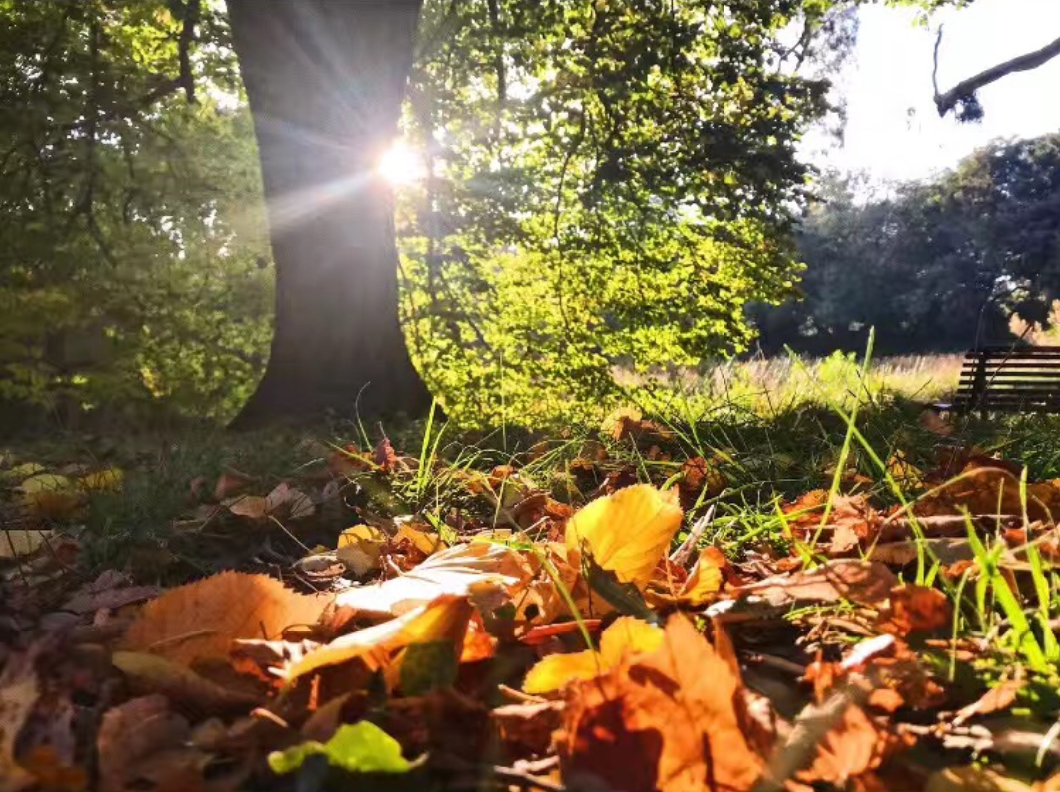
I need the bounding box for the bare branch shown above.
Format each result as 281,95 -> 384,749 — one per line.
935,33 -> 1060,117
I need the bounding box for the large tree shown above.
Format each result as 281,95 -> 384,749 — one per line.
226,0 -> 432,428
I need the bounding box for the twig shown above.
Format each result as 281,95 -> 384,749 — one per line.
670,504 -> 715,566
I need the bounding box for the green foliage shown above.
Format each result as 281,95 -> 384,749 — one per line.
0,0 -> 270,424
396,0 -> 857,426
268,722 -> 413,776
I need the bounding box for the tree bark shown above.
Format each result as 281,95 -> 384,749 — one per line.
226,0 -> 432,428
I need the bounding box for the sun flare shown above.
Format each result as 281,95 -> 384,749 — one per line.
376,141 -> 426,186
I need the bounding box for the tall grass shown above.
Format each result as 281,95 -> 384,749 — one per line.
622,352 -> 963,419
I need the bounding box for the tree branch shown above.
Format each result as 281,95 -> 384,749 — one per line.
935,33 -> 1060,117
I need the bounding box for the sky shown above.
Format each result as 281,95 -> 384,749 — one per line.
815,0 -> 1060,183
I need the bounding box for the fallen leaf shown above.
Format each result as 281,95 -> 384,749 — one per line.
953,678 -> 1025,725
334,541 -> 530,617
735,560 -> 897,607
212,470 -> 253,501
0,529 -> 55,560
78,467 -> 123,493
112,652 -> 261,714
96,695 -> 189,792
492,701 -> 565,758
523,616 -> 663,694
558,613 -> 763,792
647,546 -> 726,608
878,585 -> 952,636
394,521 -> 444,557
226,482 -> 314,521
121,571 -> 328,667
286,595 -> 472,686
0,462 -> 45,483
796,702 -> 898,788
565,484 -> 684,589
336,524 -> 387,577
19,474 -> 81,520
269,721 -> 414,776
0,652 -> 38,792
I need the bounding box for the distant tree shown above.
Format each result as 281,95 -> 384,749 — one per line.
756,135 -> 1060,355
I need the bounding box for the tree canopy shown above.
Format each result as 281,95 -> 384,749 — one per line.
0,0 -> 990,428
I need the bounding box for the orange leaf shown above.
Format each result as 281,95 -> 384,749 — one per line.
121,572 -> 328,667
878,586 -> 952,636
523,616 -> 663,694
559,613 -> 763,792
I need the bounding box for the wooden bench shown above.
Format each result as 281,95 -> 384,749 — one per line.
952,346 -> 1060,415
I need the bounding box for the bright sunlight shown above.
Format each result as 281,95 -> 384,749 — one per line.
376,140 -> 426,185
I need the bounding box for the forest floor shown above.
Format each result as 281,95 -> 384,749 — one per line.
4,393 -> 1060,792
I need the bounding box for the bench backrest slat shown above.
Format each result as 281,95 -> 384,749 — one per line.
955,348 -> 1060,414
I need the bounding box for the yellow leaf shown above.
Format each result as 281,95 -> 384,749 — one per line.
78,467 -> 123,493
19,474 -> 81,519
285,595 -> 472,686
524,616 -> 664,694
565,485 -> 683,589
0,462 -> 45,484
395,522 -> 444,556
647,547 -> 725,608
336,524 -> 387,577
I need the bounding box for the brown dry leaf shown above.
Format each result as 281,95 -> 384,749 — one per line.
523,616 -> 663,694
796,703 -> 899,788
558,613 -> 763,792
492,701 -> 565,758
735,560 -> 897,608
917,462 -> 1060,522
226,482 -> 314,521
96,694 -> 199,792
333,540 -> 530,616
112,652 -> 261,714
0,529 -> 55,560
0,652 -> 38,792
565,484 -> 684,589
121,571 -> 327,667
212,470 -> 253,501
601,406 -> 644,441
953,678 -> 1025,725
878,585 -> 952,636
788,492 -> 879,557
285,595 -> 472,685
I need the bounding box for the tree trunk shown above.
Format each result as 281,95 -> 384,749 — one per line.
226,0 -> 432,428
